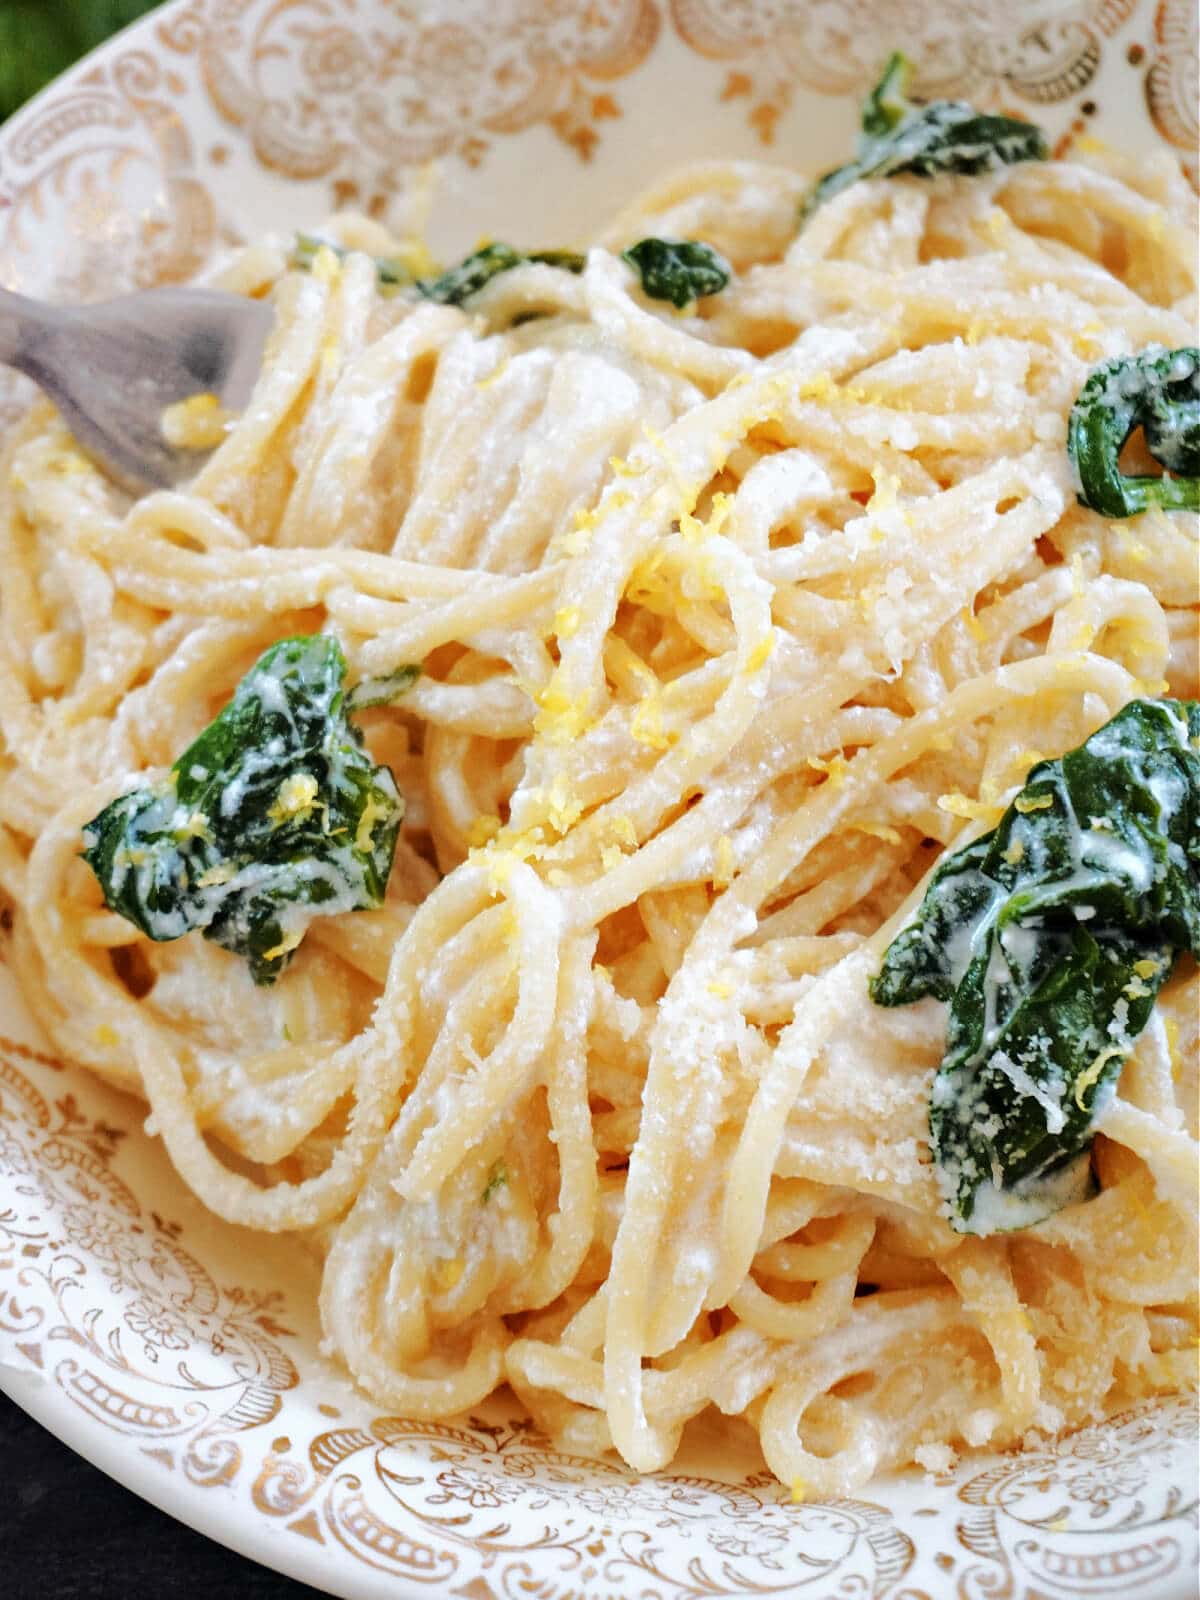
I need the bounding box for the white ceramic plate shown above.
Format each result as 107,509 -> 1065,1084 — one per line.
0,4 -> 1197,1596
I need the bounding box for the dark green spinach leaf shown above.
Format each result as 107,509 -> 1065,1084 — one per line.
481,1160 -> 509,1203
620,238 -> 732,309
347,663 -> 422,712
416,243 -> 585,307
1068,346 -> 1200,518
800,51 -> 1048,224
872,697 -> 1200,1233
82,636 -> 415,985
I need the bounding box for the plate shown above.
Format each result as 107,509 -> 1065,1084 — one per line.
0,3 -> 1197,1596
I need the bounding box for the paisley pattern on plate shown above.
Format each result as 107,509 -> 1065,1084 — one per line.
1144,0 -> 1199,184
0,941 -> 1196,1598
671,0 -> 1137,142
0,0 -> 1195,311
0,3 -> 1197,1596
156,0 -> 663,170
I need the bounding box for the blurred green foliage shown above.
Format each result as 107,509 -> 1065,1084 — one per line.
0,1 -> 160,122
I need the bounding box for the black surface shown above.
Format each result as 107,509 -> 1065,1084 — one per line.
0,1387 -> 328,1599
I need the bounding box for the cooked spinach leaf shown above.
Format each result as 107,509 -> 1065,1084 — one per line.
347,663 -> 422,712
1067,346 -> 1200,518
290,234 -> 413,294
293,230 -> 729,315
416,243 -> 586,307
800,51 -> 1048,224
82,636 -> 412,985
872,697 -> 1200,1234
481,1160 -> 509,1203
524,249 -> 589,274
620,238 -> 731,309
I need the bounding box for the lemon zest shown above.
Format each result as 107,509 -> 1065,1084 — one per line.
609,814 -> 637,850
938,792 -> 1004,825
533,680 -> 595,743
174,810 -> 211,842
554,605 -> 581,640
433,1257 -> 465,1292
852,821 -> 902,845
713,834 -> 736,890
631,694 -> 674,751
196,861 -> 236,889
961,606 -> 986,643
269,773 -> 319,827
1164,1016 -> 1181,1080
160,392 -> 232,452
261,926 -> 304,963
808,753 -> 850,788
310,243 -> 342,284
541,771 -> 584,836
475,356 -> 511,391
1074,1045 -> 1123,1111
467,814 -> 502,848
745,632 -> 776,674
352,793 -> 390,854
389,237 -> 438,278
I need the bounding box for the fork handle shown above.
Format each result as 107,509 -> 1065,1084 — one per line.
0,286 -> 65,370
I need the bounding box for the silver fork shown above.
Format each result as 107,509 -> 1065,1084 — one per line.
0,284 -> 274,493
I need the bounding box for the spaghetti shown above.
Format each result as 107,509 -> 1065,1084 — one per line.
0,142 -> 1196,1491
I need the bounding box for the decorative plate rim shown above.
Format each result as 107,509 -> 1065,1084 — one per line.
0,3 -> 1197,1598
2,1007 -> 1196,1600
0,1362 -> 355,1599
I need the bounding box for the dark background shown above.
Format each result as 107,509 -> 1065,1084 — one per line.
0,2 -> 158,121
0,2 -> 326,1593
0,1387 -> 327,1596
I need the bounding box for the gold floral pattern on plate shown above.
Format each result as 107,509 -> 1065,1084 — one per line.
669,0 -> 1165,145
0,949 -> 1196,1598
0,41 -> 215,298
0,0 -> 1194,310
0,1024 -> 299,1491
156,0 -> 661,178
1144,0 -> 1199,183
249,1413 -> 920,1595
0,4 -> 1197,1596
678,0 -> 1139,140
